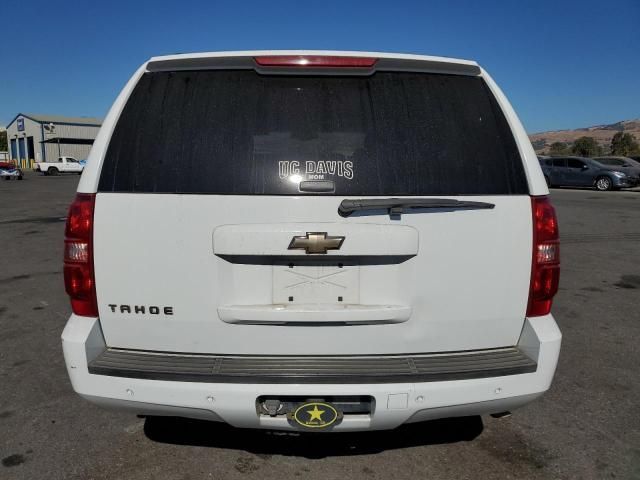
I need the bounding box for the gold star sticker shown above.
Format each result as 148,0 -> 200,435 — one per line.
307,405 -> 325,422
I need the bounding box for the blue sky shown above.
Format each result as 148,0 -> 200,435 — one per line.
2,0 -> 638,133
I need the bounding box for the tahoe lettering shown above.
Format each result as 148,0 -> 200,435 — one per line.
108,304 -> 174,315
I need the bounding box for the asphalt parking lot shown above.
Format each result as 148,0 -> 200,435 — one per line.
1,173 -> 639,480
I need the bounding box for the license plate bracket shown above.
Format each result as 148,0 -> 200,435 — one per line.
273,263 -> 359,304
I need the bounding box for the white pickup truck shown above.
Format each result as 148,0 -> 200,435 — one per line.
36,156 -> 84,175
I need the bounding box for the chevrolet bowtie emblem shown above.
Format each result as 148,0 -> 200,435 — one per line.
288,232 -> 345,254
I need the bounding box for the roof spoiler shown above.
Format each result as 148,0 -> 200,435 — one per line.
146,51 -> 481,76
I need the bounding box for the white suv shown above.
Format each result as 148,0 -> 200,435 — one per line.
62,51 -> 561,432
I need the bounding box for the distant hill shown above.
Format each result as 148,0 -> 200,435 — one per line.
529,119 -> 640,154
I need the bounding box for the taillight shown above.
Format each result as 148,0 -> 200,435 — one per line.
254,56 -> 377,68
64,193 -> 97,316
527,196 -> 560,317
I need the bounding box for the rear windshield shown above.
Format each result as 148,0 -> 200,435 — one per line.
99,70 -> 528,195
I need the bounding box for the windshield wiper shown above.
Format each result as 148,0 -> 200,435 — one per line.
338,198 -> 495,218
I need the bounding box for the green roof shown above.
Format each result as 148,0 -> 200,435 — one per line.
8,113 -> 103,127
23,113 -> 102,126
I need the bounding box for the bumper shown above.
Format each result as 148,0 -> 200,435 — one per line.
62,315 -> 561,431
612,177 -> 639,188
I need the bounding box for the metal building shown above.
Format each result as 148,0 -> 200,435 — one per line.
5,113 -> 102,169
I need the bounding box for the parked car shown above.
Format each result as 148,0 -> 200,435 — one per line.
61,51 -> 561,432
594,156 -> 640,178
0,161 -> 23,180
35,156 -> 84,175
540,156 -> 639,190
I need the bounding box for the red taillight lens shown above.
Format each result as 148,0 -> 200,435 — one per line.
254,55 -> 377,68
64,193 -> 97,317
527,196 -> 560,317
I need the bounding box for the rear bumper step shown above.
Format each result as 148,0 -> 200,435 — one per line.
88,347 -> 536,384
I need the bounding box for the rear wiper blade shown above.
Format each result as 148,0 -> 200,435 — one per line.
338,198 -> 495,218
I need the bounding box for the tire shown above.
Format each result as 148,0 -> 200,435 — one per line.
48,167 -> 59,176
18,176 -> 23,181
595,176 -> 613,191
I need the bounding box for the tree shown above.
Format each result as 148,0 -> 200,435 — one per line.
531,139 -> 546,151
0,130 -> 7,152
571,136 -> 601,157
610,132 -> 639,156
549,142 -> 569,155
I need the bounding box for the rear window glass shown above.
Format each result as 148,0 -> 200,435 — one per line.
99,70 -> 528,195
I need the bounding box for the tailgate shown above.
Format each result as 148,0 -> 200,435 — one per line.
91,60 -> 533,356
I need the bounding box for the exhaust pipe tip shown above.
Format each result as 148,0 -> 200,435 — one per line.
490,411 -> 512,419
